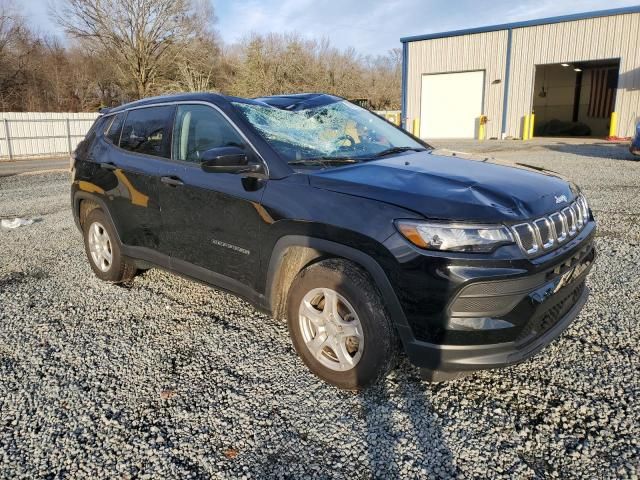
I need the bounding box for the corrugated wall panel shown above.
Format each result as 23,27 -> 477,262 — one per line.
406,30 -> 508,139
507,13 -> 640,137
0,112 -> 99,159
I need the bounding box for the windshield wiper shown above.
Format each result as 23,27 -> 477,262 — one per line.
288,148 -> 426,166
373,146 -> 427,158
288,157 -> 361,166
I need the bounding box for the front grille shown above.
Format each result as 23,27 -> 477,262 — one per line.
455,272 -> 547,297
516,281 -> 585,342
448,271 -> 547,317
448,295 -> 519,317
511,195 -> 590,257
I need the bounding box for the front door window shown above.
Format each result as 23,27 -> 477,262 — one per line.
172,104 -> 248,163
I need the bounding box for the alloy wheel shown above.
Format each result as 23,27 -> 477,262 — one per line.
88,221 -> 113,272
298,288 -> 364,371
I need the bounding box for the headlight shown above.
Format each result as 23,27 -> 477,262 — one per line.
395,220 -> 514,253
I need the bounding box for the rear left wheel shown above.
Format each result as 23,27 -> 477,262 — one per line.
83,208 -> 136,283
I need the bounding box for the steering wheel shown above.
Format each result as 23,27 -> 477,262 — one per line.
333,134 -> 356,149
186,142 -> 244,162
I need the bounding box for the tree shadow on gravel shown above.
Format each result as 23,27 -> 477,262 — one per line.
359,363 -> 457,478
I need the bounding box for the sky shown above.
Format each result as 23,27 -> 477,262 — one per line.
22,0 -> 640,56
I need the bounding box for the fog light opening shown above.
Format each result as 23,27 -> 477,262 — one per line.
448,317 -> 514,331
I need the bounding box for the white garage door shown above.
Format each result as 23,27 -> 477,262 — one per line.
420,71 -> 485,139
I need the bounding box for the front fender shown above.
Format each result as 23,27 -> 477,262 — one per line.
264,234 -> 414,348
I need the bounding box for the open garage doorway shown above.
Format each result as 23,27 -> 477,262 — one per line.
532,59 -> 619,137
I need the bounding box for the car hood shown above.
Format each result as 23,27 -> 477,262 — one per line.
307,151 -> 577,222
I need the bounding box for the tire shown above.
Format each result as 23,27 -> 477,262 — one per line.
82,208 -> 136,283
286,258 -> 399,390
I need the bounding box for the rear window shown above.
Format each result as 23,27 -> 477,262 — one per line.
119,106 -> 175,158
105,112 -> 125,145
75,116 -> 108,158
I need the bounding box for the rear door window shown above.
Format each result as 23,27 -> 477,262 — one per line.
120,106 -> 175,159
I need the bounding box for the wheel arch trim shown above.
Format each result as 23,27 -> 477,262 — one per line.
72,191 -> 122,244
265,235 -> 412,335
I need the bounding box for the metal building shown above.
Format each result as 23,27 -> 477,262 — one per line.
401,6 -> 640,140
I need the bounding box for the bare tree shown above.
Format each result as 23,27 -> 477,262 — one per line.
1,1 -> 400,113
54,0 -> 214,98
226,33 -> 400,110
363,48 -> 402,110
0,0 -> 37,110
162,33 -> 224,93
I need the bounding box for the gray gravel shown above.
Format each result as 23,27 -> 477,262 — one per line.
0,157 -> 69,177
1,141 -> 639,479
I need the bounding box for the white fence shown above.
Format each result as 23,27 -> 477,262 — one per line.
0,110 -> 402,161
0,112 -> 99,161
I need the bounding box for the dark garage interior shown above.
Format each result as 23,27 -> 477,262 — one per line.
532,60 -> 620,137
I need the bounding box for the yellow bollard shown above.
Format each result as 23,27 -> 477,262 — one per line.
529,113 -> 535,139
478,115 -> 488,141
609,111 -> 618,138
412,118 -> 420,137
523,115 -> 530,141
395,112 -> 401,126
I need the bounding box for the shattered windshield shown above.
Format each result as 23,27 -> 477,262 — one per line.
232,100 -> 425,165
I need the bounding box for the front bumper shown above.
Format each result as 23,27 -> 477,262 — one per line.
383,219 -> 596,374
409,278 -> 590,373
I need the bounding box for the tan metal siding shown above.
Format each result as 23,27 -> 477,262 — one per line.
406,30 -> 508,139
507,13 -> 640,137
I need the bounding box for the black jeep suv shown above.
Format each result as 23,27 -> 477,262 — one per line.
71,93 -> 596,390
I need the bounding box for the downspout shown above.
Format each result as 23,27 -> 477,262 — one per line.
401,41 -> 408,130
501,28 -> 513,138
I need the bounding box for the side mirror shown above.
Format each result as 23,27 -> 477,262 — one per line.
200,146 -> 263,175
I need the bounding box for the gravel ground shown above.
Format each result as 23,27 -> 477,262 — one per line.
0,142 -> 639,479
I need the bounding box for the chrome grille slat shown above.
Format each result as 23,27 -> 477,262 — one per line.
533,217 -> 554,250
562,206 -> 577,236
573,202 -> 584,229
579,196 -> 589,220
512,223 -> 538,255
510,196 -> 590,257
549,212 -> 567,243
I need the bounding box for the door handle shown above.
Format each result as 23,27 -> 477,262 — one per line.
160,176 -> 184,187
100,162 -> 117,171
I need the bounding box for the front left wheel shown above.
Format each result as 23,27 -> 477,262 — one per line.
82,208 -> 136,283
286,259 -> 399,390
